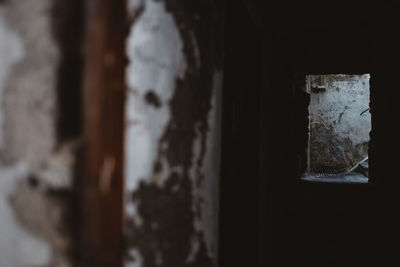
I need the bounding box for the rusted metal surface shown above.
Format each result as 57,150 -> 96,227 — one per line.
82,0 -> 126,266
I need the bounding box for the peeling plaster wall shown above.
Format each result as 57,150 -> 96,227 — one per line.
0,0 -> 79,266
309,74 -> 371,173
124,0 -> 223,266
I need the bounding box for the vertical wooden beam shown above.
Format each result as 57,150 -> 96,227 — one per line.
82,0 -> 126,266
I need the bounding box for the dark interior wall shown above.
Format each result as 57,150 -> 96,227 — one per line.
368,15 -> 400,264
221,1 -> 400,266
219,0 -> 262,265
271,20 -> 400,267
282,15 -> 400,267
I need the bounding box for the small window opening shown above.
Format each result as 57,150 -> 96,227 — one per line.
302,74 -> 371,183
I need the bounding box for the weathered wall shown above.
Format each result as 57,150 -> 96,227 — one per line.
0,0 -> 81,266
124,0 -> 223,266
309,74 -> 371,173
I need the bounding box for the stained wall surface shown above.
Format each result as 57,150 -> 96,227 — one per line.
124,0 -> 223,266
308,74 -> 371,173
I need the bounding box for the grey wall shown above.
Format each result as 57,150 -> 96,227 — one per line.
309,74 -> 371,173
0,0 -> 79,266
124,0 -> 223,266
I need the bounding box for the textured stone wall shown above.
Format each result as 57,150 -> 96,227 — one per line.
309,74 -> 371,173
124,0 -> 223,266
0,0 -> 80,266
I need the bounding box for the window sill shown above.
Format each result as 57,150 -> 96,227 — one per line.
301,172 -> 368,184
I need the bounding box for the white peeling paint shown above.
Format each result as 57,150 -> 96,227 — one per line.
0,163 -> 50,267
187,71 -> 223,263
124,1 -> 186,265
201,71 -> 223,260
125,0 -> 223,265
154,154 -> 184,186
125,0 -> 186,193
0,6 -> 24,149
125,248 -> 143,267
126,201 -> 143,227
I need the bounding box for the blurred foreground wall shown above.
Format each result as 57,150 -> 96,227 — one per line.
0,0 -> 81,266
0,0 -> 224,266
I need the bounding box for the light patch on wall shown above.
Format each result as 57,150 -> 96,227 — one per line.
125,248 -> 143,267
0,6 -> 24,148
125,0 -> 187,193
125,201 -> 143,227
0,6 -> 52,266
0,163 -> 50,266
1,0 -> 60,167
32,142 -> 77,189
124,1 -> 187,264
0,1 -> 74,266
201,71 -> 222,259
